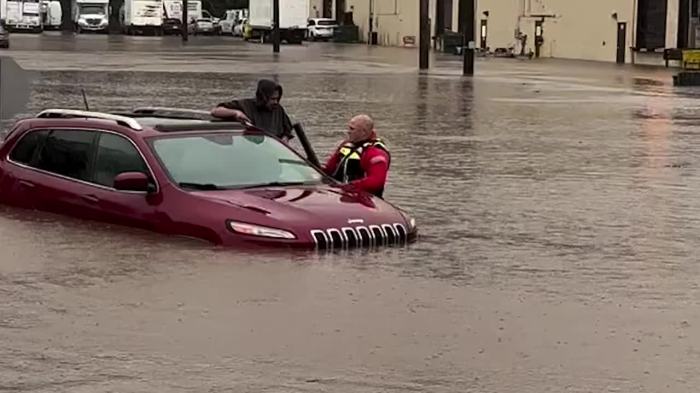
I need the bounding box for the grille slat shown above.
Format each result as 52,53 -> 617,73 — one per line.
342,227 -> 359,248
311,222 -> 410,249
369,225 -> 385,246
394,224 -> 408,243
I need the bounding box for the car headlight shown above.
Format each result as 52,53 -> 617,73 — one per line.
398,209 -> 417,230
227,220 -> 296,239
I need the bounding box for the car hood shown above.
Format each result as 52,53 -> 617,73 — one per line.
190,185 -> 406,228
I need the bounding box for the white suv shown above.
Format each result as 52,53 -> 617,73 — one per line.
306,18 -> 337,41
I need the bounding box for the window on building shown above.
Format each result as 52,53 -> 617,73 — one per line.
636,0 -> 668,49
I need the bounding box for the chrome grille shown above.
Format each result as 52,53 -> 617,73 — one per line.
311,223 -> 409,249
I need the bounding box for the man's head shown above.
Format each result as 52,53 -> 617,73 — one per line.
347,114 -> 375,143
255,79 -> 283,110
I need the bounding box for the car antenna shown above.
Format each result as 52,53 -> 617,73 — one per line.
81,88 -> 90,111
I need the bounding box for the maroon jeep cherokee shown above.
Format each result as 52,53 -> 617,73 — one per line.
0,108 -> 418,249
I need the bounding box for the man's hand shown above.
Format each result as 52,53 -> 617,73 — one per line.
235,110 -> 251,123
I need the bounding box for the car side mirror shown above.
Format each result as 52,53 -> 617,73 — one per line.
114,171 -> 152,192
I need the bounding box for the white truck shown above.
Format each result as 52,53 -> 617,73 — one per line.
160,0 -> 201,34
161,0 -> 181,34
187,0 -> 201,21
72,0 -> 108,33
4,0 -> 42,32
219,8 -> 246,35
247,0 -> 307,44
40,0 -> 62,30
120,0 -> 163,35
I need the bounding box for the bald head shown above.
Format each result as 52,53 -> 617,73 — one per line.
347,114 -> 375,143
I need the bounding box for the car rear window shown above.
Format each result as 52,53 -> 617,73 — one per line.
9,130 -> 48,165
35,130 -> 95,181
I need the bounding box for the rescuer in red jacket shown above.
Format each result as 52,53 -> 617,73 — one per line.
323,114 -> 391,198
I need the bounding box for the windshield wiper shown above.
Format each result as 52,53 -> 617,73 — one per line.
178,182 -> 222,190
238,181 -> 312,189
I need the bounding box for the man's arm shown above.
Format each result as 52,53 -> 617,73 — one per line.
281,109 -> 294,140
211,101 -> 250,122
349,147 -> 389,194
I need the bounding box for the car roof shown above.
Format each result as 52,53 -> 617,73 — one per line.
28,108 -> 255,138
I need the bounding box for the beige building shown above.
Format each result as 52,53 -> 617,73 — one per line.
329,0 -> 696,66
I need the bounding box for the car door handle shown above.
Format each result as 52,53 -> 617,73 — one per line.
18,180 -> 35,189
81,194 -> 99,204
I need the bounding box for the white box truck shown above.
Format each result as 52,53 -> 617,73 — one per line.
40,0 -> 62,30
161,0 -> 181,34
4,0 -> 42,32
72,0 -> 108,32
247,0 -> 307,44
160,0 -> 200,34
120,0 -> 163,35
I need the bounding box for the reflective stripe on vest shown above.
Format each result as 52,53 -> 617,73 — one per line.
332,139 -> 388,183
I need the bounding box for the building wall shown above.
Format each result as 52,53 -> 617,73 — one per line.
473,0 -> 521,52
474,0 -> 636,63
666,0 -> 680,48
309,0 -> 324,18
337,0 -> 682,65
344,0 -> 437,46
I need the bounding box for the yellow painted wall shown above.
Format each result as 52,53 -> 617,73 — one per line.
338,0 -> 681,64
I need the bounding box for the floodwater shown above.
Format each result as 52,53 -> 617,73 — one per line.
2,33 -> 700,392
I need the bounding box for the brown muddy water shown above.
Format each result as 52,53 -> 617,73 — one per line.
1,34 -> 700,392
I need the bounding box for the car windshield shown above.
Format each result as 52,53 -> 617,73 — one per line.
318,20 -> 335,25
79,5 -> 105,14
150,133 -> 326,189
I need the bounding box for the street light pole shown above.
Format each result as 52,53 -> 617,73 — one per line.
419,0 -> 430,70
182,0 -> 188,41
462,0 -> 475,75
273,0 -> 280,53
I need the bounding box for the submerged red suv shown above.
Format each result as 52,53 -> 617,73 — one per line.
0,108 -> 418,249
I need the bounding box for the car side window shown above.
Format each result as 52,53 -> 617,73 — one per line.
35,129 -> 96,181
9,130 -> 49,165
93,132 -> 149,188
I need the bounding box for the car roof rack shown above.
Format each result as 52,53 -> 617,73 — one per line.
36,109 -> 143,131
153,121 -> 250,132
130,107 -> 213,119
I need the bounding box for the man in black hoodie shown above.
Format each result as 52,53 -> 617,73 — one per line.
211,79 -> 293,140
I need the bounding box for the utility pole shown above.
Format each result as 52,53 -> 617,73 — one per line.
182,0 -> 188,41
419,0 -> 430,69
462,0 -> 475,75
273,0 -> 280,53
61,0 -> 72,32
